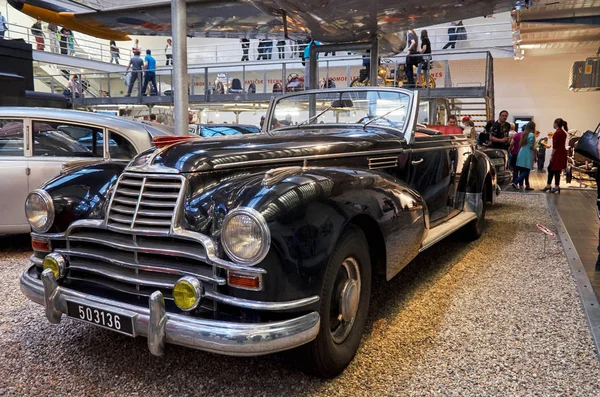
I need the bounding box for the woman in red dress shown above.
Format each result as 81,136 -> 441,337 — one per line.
542,118 -> 568,193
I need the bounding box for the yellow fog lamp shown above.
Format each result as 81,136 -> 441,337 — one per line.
173,277 -> 204,311
42,253 -> 67,279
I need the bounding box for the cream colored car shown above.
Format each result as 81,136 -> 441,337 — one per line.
0,108 -> 171,234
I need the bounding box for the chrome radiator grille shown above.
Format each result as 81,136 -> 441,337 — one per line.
61,227 -> 221,311
108,173 -> 183,234
61,173 -> 220,311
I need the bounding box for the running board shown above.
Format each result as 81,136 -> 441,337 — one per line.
419,212 -> 478,252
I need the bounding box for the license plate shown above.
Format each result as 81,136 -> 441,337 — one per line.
66,301 -> 135,336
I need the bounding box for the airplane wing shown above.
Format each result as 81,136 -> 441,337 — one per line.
9,0 -> 534,44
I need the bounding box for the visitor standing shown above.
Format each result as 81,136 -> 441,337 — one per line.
277,39 -> 286,59
442,22 -> 457,49
257,39 -> 265,60
405,29 -> 419,88
31,20 -> 44,51
68,31 -> 75,55
132,38 -> 141,55
264,39 -> 273,59
142,49 -> 158,96
303,38 -> 320,89
416,30 -> 432,87
0,12 -> 7,39
462,116 -> 476,140
59,26 -> 71,55
537,132 -> 553,173
484,110 -> 511,149
511,121 -> 536,191
47,23 -> 59,53
165,39 -> 173,65
509,127 -> 523,175
109,40 -> 120,64
240,38 -> 249,61
125,50 -> 144,97
542,118 -> 568,193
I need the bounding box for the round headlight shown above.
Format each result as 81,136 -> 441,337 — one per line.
221,207 -> 270,265
173,277 -> 203,311
25,190 -> 54,233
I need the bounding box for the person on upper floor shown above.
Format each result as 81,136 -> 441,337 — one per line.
31,19 -> 44,51
416,30 -> 432,86
142,49 -> 158,96
483,110 -> 511,150
405,29 -> 420,88
59,26 -> 72,55
240,38 -> 250,61
542,118 -> 568,194
109,40 -> 120,64
132,38 -> 141,54
442,22 -> 458,50
125,50 -> 144,97
165,39 -> 173,65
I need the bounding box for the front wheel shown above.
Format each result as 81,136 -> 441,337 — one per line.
298,225 -> 372,378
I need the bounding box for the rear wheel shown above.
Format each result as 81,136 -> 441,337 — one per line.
463,183 -> 487,240
298,225 -> 371,378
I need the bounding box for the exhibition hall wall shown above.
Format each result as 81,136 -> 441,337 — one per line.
494,54 -> 600,135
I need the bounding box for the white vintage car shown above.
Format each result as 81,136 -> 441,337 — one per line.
0,108 -> 172,235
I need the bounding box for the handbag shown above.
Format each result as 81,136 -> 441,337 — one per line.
574,130 -> 600,163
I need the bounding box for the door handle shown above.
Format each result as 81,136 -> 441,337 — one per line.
411,158 -> 424,165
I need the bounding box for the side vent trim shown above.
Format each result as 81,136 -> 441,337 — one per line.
368,156 -> 398,170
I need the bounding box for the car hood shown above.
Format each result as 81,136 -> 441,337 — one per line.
127,127 -> 405,173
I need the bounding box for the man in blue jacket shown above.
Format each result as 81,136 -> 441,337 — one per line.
142,49 -> 158,96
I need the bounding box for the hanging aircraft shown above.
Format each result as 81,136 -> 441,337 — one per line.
9,0 -> 537,53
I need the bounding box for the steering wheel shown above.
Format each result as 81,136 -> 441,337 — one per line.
357,115 -> 398,127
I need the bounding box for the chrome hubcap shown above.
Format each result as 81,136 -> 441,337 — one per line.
330,257 -> 361,344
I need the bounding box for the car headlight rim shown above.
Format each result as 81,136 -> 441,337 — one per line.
25,189 -> 55,233
221,207 -> 271,266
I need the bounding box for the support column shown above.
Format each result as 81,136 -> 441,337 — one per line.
369,36 -> 379,87
171,0 -> 188,136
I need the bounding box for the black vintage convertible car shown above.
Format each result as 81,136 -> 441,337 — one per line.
20,87 -> 499,377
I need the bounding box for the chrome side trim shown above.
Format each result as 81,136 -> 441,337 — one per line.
205,290 -> 320,311
212,148 -> 406,170
419,212 -> 478,252
30,255 -> 43,266
22,268 -> 320,357
368,156 -> 399,170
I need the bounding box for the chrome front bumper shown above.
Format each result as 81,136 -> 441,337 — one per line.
20,266 -> 320,357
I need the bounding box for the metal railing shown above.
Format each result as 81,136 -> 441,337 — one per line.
33,51 -> 494,107
4,19 -> 512,66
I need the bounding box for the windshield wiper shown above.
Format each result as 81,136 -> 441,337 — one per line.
362,105 -> 406,129
297,104 -> 333,127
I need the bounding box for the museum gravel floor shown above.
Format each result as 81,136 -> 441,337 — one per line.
1,194 -> 599,396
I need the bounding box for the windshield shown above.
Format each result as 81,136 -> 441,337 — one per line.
269,89 -> 412,135
196,125 -> 261,138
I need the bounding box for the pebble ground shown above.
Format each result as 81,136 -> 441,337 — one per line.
1,194 -> 599,396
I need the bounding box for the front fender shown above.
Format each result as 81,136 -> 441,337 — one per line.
183,167 -> 426,304
41,162 -> 126,233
